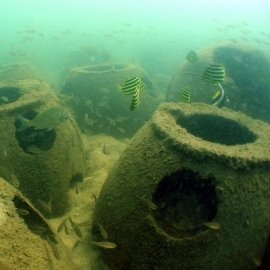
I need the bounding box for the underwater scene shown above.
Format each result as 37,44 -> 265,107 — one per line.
1,0 -> 270,269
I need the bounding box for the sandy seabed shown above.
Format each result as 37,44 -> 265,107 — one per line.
50,134 -> 128,270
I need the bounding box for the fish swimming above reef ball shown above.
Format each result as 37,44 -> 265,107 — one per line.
120,76 -> 144,110
120,76 -> 143,95
212,87 -> 229,107
203,64 -> 225,84
186,50 -> 200,63
17,106 -> 69,131
181,87 -> 191,103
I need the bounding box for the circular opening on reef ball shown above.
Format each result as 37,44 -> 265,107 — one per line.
152,169 -> 218,238
14,111 -> 56,154
0,87 -> 21,105
177,113 -> 257,145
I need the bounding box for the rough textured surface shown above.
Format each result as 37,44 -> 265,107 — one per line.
61,62 -> 160,137
0,79 -> 86,217
0,63 -> 45,82
166,42 -> 270,123
92,102 -> 270,270
0,177 -> 77,270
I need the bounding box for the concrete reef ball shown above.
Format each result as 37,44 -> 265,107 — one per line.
92,102 -> 270,270
0,79 -> 86,217
0,177 -> 77,270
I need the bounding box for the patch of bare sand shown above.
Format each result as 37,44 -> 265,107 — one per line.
49,134 -> 128,269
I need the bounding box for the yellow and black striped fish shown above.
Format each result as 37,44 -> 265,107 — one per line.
120,77 -> 143,95
186,50 -> 200,63
212,87 -> 228,107
120,77 -> 144,110
130,87 -> 140,111
181,87 -> 191,103
203,64 -> 225,84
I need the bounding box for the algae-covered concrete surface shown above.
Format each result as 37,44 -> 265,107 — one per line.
92,103 -> 270,270
0,178 -> 78,270
2,102 -> 270,269
49,134 -> 128,270
0,134 -> 127,270
166,43 -> 270,124
0,79 -> 86,217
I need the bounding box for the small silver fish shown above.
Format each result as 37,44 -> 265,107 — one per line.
72,239 -> 83,251
38,196 -> 52,214
91,241 -> 117,249
0,96 -> 8,102
46,237 -> 60,260
98,222 -> 108,240
16,208 -> 29,216
203,222 -> 221,230
57,217 -> 69,233
69,217 -> 83,238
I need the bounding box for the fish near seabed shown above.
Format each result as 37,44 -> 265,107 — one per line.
17,106 -> 69,131
91,241 -> 117,249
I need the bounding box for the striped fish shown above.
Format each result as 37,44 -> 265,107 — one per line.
203,64 -> 225,84
186,50 -> 200,63
212,85 -> 229,107
130,87 -> 140,110
181,87 -> 191,103
120,77 -> 143,95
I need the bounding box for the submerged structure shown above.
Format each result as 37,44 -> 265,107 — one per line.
92,102 -> 270,270
0,78 -> 86,217
0,177 -> 77,269
61,62 -> 160,137
167,43 -> 270,123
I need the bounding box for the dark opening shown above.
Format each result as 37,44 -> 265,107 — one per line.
14,111 -> 56,154
177,113 -> 257,145
70,173 -> 84,189
152,169 -> 218,238
12,195 -> 57,243
0,87 -> 21,105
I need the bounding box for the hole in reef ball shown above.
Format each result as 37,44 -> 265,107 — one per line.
152,169 -> 218,238
14,111 -> 56,154
177,113 -> 257,145
0,86 -> 21,105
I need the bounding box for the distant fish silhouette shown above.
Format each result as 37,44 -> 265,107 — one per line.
186,50 -> 200,63
181,87 -> 191,103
